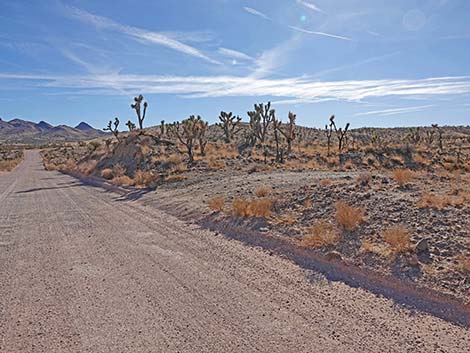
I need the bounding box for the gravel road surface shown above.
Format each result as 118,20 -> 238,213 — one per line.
0,151 -> 468,352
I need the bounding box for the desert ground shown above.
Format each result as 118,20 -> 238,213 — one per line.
0,150 -> 469,353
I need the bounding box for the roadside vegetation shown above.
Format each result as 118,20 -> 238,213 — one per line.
0,147 -> 23,172
40,95 -> 470,302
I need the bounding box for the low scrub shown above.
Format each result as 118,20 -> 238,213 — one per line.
232,197 -> 273,218
335,201 -> 364,231
111,175 -> 135,186
134,170 -> 157,188
382,225 -> 412,254
208,196 -> 225,212
255,186 -> 271,198
392,169 -> 414,187
300,221 -> 341,248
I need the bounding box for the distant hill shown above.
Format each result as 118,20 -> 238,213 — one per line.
0,118 -> 106,144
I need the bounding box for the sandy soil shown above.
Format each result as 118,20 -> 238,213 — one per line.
1,151 -> 469,352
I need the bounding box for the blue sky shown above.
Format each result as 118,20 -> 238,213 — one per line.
1,0 -> 470,129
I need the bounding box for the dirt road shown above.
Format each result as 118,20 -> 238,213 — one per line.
0,151 -> 468,352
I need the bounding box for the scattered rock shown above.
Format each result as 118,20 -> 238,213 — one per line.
415,238 -> 429,253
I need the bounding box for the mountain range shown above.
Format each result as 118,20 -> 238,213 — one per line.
0,118 -> 106,144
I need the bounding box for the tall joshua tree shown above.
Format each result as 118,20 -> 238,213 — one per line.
167,115 -> 207,164
279,112 -> 296,155
103,117 -> 121,142
131,94 -> 148,131
217,111 -> 242,143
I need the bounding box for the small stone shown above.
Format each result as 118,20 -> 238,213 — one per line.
415,238 -> 429,253
408,254 -> 420,267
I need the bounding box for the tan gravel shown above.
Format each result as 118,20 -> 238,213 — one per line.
0,150 -> 469,353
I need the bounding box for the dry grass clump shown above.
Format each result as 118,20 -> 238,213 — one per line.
111,175 -> 135,186
134,170 -> 157,188
249,198 -> 273,218
300,221 -> 341,248
255,186 -> 271,197
319,178 -> 332,187
164,153 -> 184,165
277,212 -> 297,226
78,160 -> 98,175
356,172 -> 371,186
207,157 -> 226,170
165,174 -> 187,182
360,239 -> 390,257
232,198 -> 251,217
335,201 -> 364,231
0,159 -> 21,172
417,192 -> 450,210
208,196 -> 225,212
303,198 -> 313,208
101,168 -> 114,180
232,197 -> 273,218
112,164 -> 126,177
392,169 -> 414,187
382,225 -> 412,254
456,254 -> 470,274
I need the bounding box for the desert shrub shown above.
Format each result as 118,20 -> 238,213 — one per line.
300,221 -> 341,248
101,168 -> 114,180
356,172 -> 371,186
382,226 -> 412,253
165,153 -> 184,165
208,196 -> 225,212
360,239 -> 390,257
319,178 -> 332,187
278,212 -> 297,226
112,164 -> 126,178
134,170 -> 157,188
343,160 -> 354,170
417,192 -> 450,210
232,198 -> 251,217
456,254 -> 470,274
249,198 -> 273,218
335,201 -> 364,231
392,169 -> 414,187
232,197 -> 272,218
78,160 -> 98,175
111,175 -> 134,186
255,186 -> 271,198
165,174 -> 187,182
207,157 -> 226,170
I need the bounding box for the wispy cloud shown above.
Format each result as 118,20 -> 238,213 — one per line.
2,73 -> 470,105
296,0 -> 325,14
289,26 -> 352,41
355,105 -> 434,117
63,5 -> 220,65
243,7 -> 271,21
218,48 -> 254,61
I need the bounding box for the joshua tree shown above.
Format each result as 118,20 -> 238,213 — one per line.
272,115 -> 285,163
247,102 -> 275,144
325,116 -> 334,156
167,115 -> 207,164
131,94 -> 148,131
432,124 -> 444,151
329,115 -> 350,153
197,118 -> 208,156
279,112 -> 296,155
103,117 -> 120,142
126,120 -> 136,131
160,120 -> 165,136
425,126 -> 436,147
217,111 -> 242,142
